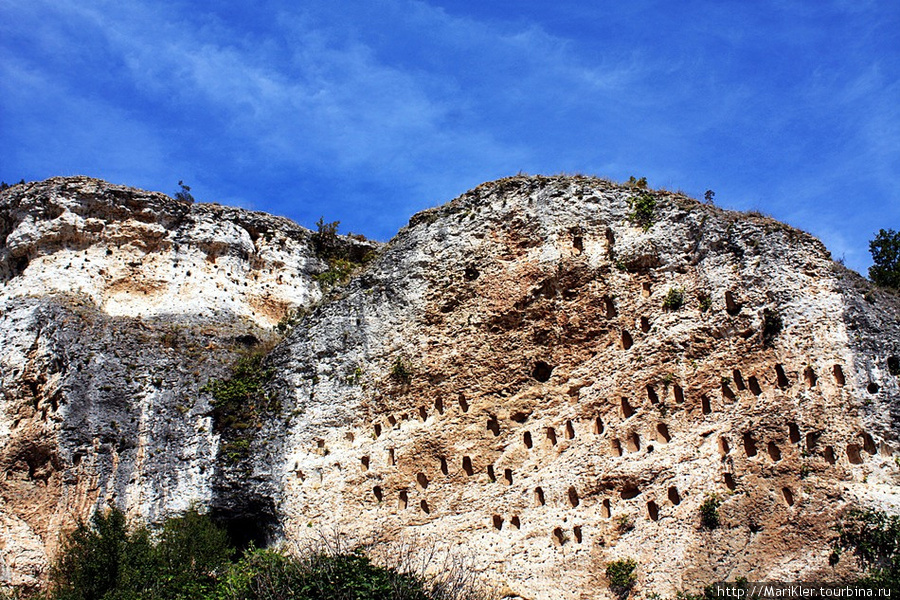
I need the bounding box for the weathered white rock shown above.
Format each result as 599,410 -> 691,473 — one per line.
1,175 -> 899,599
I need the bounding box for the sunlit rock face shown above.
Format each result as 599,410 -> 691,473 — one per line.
2,175 -> 900,598
0,177 -> 375,588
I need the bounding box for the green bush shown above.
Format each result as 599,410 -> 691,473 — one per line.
46,506 -> 231,600
662,288 -> 685,311
314,258 -> 355,287
627,192 -> 656,231
38,508 -> 489,600
312,217 -> 341,260
174,181 -> 195,203
605,558 -> 637,598
202,352 -> 277,463
869,229 -> 900,289
700,495 -> 721,530
390,357 -> 413,384
627,176 -> 648,189
832,508 -> 900,590
218,548 -> 432,600
698,293 -> 712,313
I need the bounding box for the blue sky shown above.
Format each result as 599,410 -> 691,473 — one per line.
1,0 -> 898,274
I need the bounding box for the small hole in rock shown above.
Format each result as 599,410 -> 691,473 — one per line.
767,442 -> 782,462
847,444 -> 863,465
789,423 -> 801,444
668,486 -> 681,505
806,432 -> 819,452
373,486 -> 383,502
417,472 -> 429,489
568,486 -> 580,508
511,515 -> 521,529
640,316 -> 650,333
647,501 -> 659,521
547,427 -> 557,445
862,432 -> 877,455
725,291 -> 741,315
722,382 -> 735,400
889,356 -> 900,377
504,468 -> 513,485
748,376 -> 762,396
673,384 -> 684,404
656,423 -> 671,443
361,456 -> 370,471
434,398 -> 444,414
743,432 -> 758,457
701,395 -> 712,415
647,385 -> 659,404
523,431 -> 533,448
398,490 -> 408,510
553,527 -> 565,546
594,417 -> 605,434
621,485 -> 640,500
804,366 -> 817,388
626,432 -> 641,452
573,525 -> 583,543
833,365 -> 845,386
565,420 -> 575,439
511,411 -> 529,423
775,364 -> 789,389
724,473 -> 736,490
458,396 -> 469,412
621,330 -> 633,350
867,382 -> 879,394
718,437 -> 730,455
420,499 -> 430,513
462,456 -> 473,476
487,418 -> 500,436
604,296 -> 617,318
824,446 -> 836,464
492,515 -> 503,530
733,369 -> 746,390
621,398 -> 635,419
440,457 -> 448,475
535,487 -> 546,506
782,487 -> 794,506
532,361 -> 554,382
601,499 -> 611,518
611,439 -> 623,457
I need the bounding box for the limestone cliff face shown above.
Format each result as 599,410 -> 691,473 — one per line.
1,175 -> 899,598
0,177 -> 375,587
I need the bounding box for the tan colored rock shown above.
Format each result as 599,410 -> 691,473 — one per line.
2,175 -> 899,599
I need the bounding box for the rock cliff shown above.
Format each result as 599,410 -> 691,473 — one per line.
1,175 -> 899,598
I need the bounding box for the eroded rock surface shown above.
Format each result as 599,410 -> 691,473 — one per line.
0,177 -> 374,587
268,176 -> 900,599
2,175 -> 899,599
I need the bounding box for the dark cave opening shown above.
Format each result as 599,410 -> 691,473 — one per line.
210,499 -> 280,551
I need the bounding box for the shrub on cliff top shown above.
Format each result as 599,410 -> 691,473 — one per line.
869,229 -> 900,289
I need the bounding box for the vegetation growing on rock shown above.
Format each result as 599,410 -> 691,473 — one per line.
7,507 -> 490,600
869,229 -> 900,289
